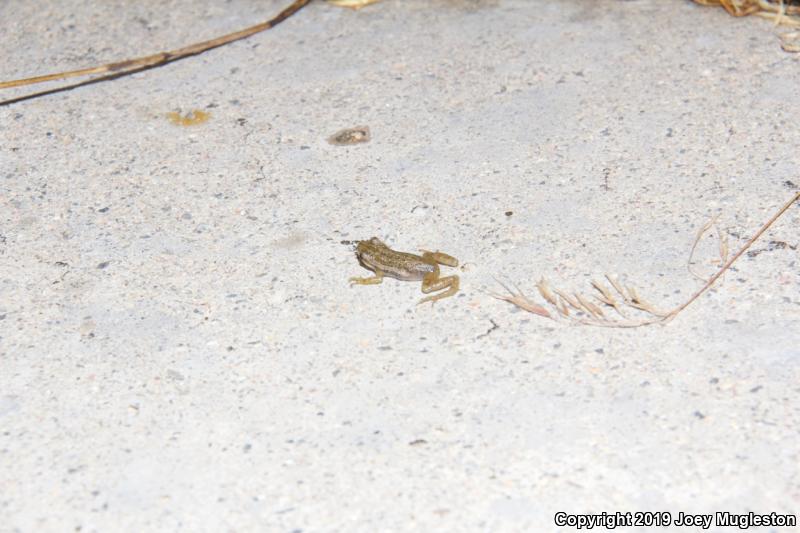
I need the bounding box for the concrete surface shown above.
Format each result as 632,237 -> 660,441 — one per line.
1,0 -> 799,531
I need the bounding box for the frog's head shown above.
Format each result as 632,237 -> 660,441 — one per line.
354,237 -> 389,264
355,237 -> 385,253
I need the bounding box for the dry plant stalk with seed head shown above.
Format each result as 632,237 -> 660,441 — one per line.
492,191 -> 800,327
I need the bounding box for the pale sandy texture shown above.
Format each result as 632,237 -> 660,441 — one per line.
1,1 -> 798,531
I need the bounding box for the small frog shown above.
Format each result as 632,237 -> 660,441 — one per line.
349,237 -> 460,304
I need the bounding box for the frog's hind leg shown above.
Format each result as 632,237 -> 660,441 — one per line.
420,250 -> 459,268
418,273 -> 460,305
349,270 -> 384,286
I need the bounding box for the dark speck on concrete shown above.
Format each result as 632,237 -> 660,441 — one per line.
97,261 -> 110,269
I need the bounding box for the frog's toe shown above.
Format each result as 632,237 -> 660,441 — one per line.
349,274 -> 383,286
417,295 -> 437,306
417,290 -> 449,305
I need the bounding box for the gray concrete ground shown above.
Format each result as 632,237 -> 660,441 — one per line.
1,0 -> 799,531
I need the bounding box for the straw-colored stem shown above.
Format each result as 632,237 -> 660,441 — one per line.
0,0 -> 311,92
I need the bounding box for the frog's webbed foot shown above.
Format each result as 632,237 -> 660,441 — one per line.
349,270 -> 384,286
418,273 -> 460,305
420,250 -> 459,268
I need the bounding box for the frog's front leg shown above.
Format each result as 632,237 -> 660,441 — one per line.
420,250 -> 459,268
418,271 -> 460,304
349,269 -> 384,286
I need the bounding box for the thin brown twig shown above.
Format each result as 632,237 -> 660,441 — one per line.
662,190 -> 800,322
0,0 -> 312,105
